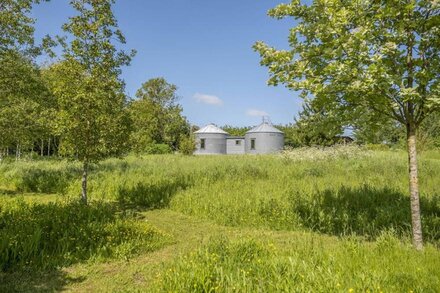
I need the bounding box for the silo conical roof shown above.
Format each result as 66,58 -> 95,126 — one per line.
246,122 -> 284,134
194,124 -> 229,134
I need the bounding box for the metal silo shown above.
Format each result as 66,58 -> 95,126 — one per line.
245,121 -> 284,154
194,124 -> 229,155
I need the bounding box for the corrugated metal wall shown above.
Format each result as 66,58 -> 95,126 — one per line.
194,133 -> 228,155
245,132 -> 284,154
226,138 -> 245,154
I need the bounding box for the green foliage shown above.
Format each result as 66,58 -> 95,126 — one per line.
0,0 -> 49,55
144,143 -> 172,155
155,236 -> 440,292
0,0 -> 56,158
293,101 -> 344,146
52,59 -> 131,163
418,112 -> 440,151
221,125 -> 250,137
255,0 -> 440,249
178,135 -> 196,156
0,51 -> 51,155
353,111 -> 404,145
50,0 -> 135,202
0,199 -> 168,271
274,123 -> 299,147
14,167 -> 76,194
129,78 -> 190,152
254,1 -> 440,127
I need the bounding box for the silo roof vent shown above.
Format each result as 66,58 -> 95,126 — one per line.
194,124 -> 229,134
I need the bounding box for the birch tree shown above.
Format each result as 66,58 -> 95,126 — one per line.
254,0 -> 440,250
54,0 -> 134,204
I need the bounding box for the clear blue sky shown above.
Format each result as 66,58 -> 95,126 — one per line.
32,0 -> 303,127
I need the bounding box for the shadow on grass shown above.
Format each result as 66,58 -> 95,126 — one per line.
291,185 -> 440,242
0,188 -> 18,195
0,269 -> 85,293
0,200 -> 165,291
117,176 -> 193,209
16,168 -> 79,194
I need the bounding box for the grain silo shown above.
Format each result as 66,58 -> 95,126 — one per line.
194,124 -> 229,155
245,121 -> 284,154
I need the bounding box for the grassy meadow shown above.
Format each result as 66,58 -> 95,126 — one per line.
1,146 -> 439,292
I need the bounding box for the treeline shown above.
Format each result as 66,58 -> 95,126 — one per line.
1,67 -> 190,159
1,66 -> 190,159
0,1 -> 190,161
0,0 -> 194,203
282,102 -> 440,149
223,102 -> 440,149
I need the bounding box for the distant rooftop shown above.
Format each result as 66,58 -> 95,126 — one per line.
194,124 -> 229,134
246,121 -> 284,134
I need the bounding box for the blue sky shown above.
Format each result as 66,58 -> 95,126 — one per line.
32,0 -> 303,127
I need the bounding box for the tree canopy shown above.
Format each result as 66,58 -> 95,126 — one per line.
255,0 -> 440,249
129,78 -> 190,153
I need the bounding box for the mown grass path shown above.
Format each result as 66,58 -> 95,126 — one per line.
56,209 -> 328,292
63,210 -> 229,292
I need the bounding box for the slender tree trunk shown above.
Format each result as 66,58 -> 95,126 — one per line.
81,160 -> 88,205
48,137 -> 51,157
41,139 -> 44,157
15,144 -> 20,161
407,124 -> 423,250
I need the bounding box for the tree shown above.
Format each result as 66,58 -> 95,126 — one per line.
418,112 -> 440,150
54,0 -> 134,204
352,110 -> 404,145
293,101 -> 344,146
179,134 -> 196,156
0,52 -> 50,158
0,0 -> 52,158
254,0 -> 440,250
221,125 -> 251,137
129,78 -> 190,152
0,0 -> 50,55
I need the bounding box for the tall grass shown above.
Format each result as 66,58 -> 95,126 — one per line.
153,235 -> 440,292
0,198 -> 169,271
1,148 -> 439,243
0,160 -> 80,194
1,148 -> 439,291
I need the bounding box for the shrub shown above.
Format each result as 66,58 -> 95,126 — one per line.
365,143 -> 391,151
178,135 -> 196,156
281,145 -> 371,162
144,144 -> 172,155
